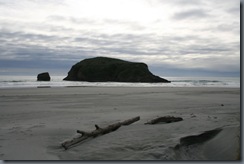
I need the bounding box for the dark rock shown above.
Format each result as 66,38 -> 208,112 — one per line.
145,116 -> 183,124
37,72 -> 51,81
175,128 -> 222,148
63,57 -> 170,83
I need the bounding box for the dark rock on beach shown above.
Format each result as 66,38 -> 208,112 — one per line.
175,128 -> 222,148
37,72 -> 51,81
145,116 -> 183,124
63,57 -> 170,83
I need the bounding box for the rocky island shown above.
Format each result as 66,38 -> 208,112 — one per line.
37,72 -> 51,81
63,57 -> 170,83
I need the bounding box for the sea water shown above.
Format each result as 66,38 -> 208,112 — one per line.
0,76 -> 240,89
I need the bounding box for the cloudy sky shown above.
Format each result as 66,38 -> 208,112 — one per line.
0,0 -> 240,77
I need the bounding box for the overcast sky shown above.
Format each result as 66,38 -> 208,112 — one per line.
0,0 -> 240,77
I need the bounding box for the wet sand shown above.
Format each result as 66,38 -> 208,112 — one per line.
0,87 -> 240,160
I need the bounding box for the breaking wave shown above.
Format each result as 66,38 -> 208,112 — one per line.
0,76 -> 240,88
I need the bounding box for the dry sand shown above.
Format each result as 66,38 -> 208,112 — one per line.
0,87 -> 240,160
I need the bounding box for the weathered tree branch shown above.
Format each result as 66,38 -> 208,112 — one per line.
61,116 -> 140,150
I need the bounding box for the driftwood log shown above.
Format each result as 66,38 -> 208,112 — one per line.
61,116 -> 140,150
145,116 -> 183,125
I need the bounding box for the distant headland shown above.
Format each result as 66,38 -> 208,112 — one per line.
63,57 -> 170,83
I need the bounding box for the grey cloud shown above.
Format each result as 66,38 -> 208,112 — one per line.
154,0 -> 203,7
74,33 -> 146,48
174,0 -> 202,6
103,19 -> 146,30
180,46 -> 234,55
0,29 -> 69,43
46,15 -> 96,25
0,1 -> 18,6
0,0 -> 239,76
95,47 -> 149,56
0,28 -> 107,61
211,0 -> 240,12
0,30 -> 98,61
1,26 -> 238,64
227,6 -> 240,15
76,31 -> 238,58
46,15 -> 67,21
217,22 -> 240,34
73,33 -> 174,57
0,0 -> 65,7
73,32 -> 237,60
1,32 -> 52,41
47,26 -> 75,33
199,21 -> 240,35
0,31 -> 239,76
172,9 -> 209,20
185,42 -> 238,55
0,42 -> 92,75
74,37 -> 113,47
46,15 -> 145,32
150,34 -> 239,61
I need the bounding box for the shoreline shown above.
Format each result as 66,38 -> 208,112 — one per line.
0,87 -> 240,160
0,85 -> 241,90
0,76 -> 240,89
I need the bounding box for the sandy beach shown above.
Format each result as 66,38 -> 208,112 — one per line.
0,87 -> 240,160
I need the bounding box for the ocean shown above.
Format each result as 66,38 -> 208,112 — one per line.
0,76 -> 240,88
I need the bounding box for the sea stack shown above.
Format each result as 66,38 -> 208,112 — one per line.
63,57 -> 170,83
37,72 -> 51,81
